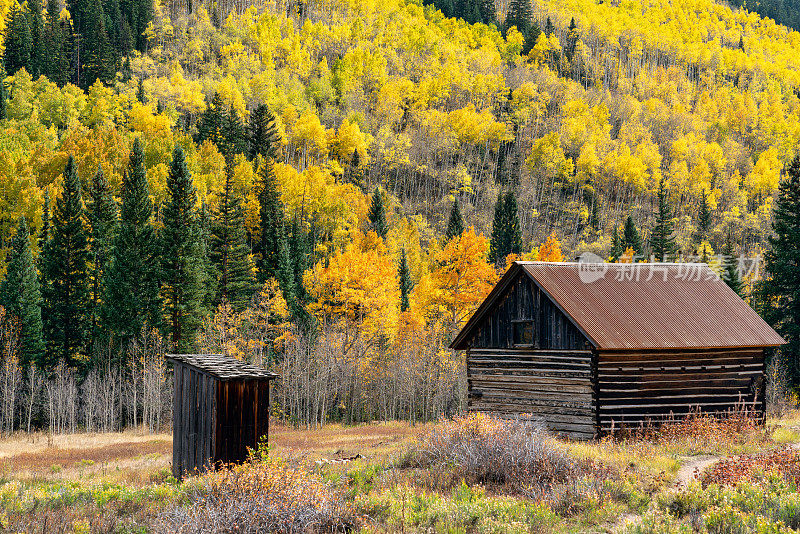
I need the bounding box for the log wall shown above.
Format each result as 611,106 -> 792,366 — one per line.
172,362 -> 217,478
597,347 -> 765,432
215,378 -> 271,464
467,348 -> 596,439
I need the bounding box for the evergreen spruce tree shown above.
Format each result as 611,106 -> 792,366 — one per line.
39,189 -> 50,251
650,177 -> 677,261
161,146 -> 206,352
760,155 -> 800,385
80,0 -> 117,88
398,249 -> 412,312
504,0 -> 539,54
346,149 -> 364,189
43,0 -> 73,87
698,189 -> 711,240
722,239 -> 744,298
488,193 -> 506,265
275,222 -> 295,305
247,104 -> 281,161
41,156 -> 89,369
256,157 -> 285,283
504,190 -> 523,256
220,108 -> 246,158
196,92 -> 225,148
3,2 -> 32,74
368,188 -> 388,239
136,78 -> 145,103
0,217 -> 45,368
488,191 -> 522,264
445,197 -> 465,241
86,165 -> 117,349
26,0 -> 44,77
0,65 -> 8,120
102,139 -> 161,346
210,161 -> 257,312
610,225 -> 623,261
565,17 -> 579,61
622,215 -> 643,256
738,34 -> 745,51
288,220 -> 311,306
544,16 -> 554,36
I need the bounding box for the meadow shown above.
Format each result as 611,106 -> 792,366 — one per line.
1,410 -> 800,533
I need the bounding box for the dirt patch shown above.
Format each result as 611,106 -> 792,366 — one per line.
7,440 -> 171,470
674,455 -> 720,488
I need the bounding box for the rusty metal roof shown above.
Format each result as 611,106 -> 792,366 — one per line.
167,354 -> 279,380
451,262 -> 784,350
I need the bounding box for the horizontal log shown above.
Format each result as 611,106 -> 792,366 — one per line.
471,368 -> 592,379
470,348 -> 593,357
599,363 -> 763,374
599,377 -> 756,389
469,358 -> 592,370
598,349 -> 764,362
471,375 -> 592,387
598,369 -> 763,383
600,393 -> 756,406
469,400 -> 594,416
599,400 -> 762,413
470,378 -> 592,393
476,388 -> 594,403
598,358 -> 764,371
599,386 -> 756,397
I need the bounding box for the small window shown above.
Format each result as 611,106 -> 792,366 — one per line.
512,320 -> 534,346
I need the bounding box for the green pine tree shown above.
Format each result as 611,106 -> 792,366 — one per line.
256,157 -> 286,283
196,92 -> 225,148
247,104 -> 281,161
488,193 -> 507,265
504,0 -> 539,54
544,16 -> 554,36
102,139 -> 161,346
86,165 -> 117,350
26,0 -> 44,77
610,225 -> 623,261
161,145 -> 206,352
760,155 -> 800,386
722,239 -> 744,298
698,189 -> 711,241
80,0 -> 117,89
489,191 -> 523,265
39,189 -> 50,251
398,249 -> 412,312
368,188 -> 388,239
3,2 -> 33,74
210,161 -> 257,312
622,215 -> 643,256
445,197 -> 465,241
275,221 -> 295,305
41,156 -> 89,369
504,190 -> 523,256
0,65 -> 8,120
650,177 -> 677,261
220,108 -> 246,158
43,0 -> 73,86
0,217 -> 45,368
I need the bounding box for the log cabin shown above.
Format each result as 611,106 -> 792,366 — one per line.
167,353 -> 279,478
450,261 -> 785,439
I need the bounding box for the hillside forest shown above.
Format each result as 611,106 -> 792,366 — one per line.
0,0 -> 799,432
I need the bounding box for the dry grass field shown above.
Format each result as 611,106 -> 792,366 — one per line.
0,413 -> 798,532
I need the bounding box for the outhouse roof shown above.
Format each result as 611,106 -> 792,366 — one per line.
450,262 -> 785,351
167,353 -> 279,380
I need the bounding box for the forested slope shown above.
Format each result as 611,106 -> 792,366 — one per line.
0,0 -> 799,424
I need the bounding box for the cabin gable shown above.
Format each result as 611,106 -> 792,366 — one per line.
467,271 -> 592,351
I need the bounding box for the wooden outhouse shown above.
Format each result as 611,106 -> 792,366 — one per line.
450,262 -> 785,440
167,353 -> 279,478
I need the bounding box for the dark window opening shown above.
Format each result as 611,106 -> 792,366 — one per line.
513,320 -> 534,346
